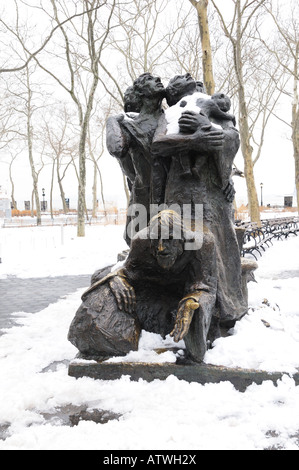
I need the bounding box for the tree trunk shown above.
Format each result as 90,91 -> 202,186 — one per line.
26,68 -> 41,225
50,159 -> 55,219
190,0 -> 215,95
57,159 -> 68,214
238,84 -> 261,224
234,2 -> 261,225
293,112 -> 299,213
98,165 -> 106,214
27,115 -> 41,225
76,102 -> 88,237
9,161 -> 17,210
92,161 -> 97,218
31,190 -> 34,217
292,50 -> 299,213
93,158 -> 106,215
77,150 -> 86,237
77,73 -> 99,236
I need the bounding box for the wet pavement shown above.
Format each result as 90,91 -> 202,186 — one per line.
0,275 -> 91,334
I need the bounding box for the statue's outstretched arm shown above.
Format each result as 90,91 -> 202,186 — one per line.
170,229 -> 217,342
106,115 -> 130,160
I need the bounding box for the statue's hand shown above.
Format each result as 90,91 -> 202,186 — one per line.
196,128 -> 224,152
179,111 -> 212,134
223,180 -> 236,203
229,114 -> 236,126
109,275 -> 136,314
115,113 -> 125,122
170,298 -> 199,342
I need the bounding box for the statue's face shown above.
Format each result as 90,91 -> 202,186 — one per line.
212,93 -> 231,112
124,87 -> 141,113
196,81 -> 204,93
168,73 -> 197,96
151,237 -> 184,270
141,74 -> 165,98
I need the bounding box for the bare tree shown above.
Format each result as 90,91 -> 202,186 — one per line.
5,63 -> 47,224
31,156 -> 45,218
211,0 -> 271,224
0,0 -> 108,74
0,82 -> 20,151
96,0 -> 192,210
188,0 -> 215,94
102,0 -> 188,105
258,0 -> 299,212
0,148 -> 21,210
7,151 -> 20,210
210,4 -> 286,179
44,106 -> 77,215
167,11 -> 203,80
87,116 -> 106,218
249,64 -> 286,168
30,0 -> 117,236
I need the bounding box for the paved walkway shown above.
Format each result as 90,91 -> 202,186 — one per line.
0,275 -> 91,334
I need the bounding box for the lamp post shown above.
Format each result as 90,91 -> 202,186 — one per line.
42,188 -> 45,211
260,183 -> 263,207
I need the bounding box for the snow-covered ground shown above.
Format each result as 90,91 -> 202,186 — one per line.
0,223 -> 127,279
0,222 -> 299,450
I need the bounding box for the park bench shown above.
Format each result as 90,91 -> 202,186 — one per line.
238,216 -> 299,260
239,223 -> 273,260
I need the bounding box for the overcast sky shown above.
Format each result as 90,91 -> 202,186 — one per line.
0,0 -> 296,210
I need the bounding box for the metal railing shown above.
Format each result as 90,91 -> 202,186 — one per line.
1,211 -> 127,228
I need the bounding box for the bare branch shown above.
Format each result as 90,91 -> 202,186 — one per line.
0,4 -> 105,73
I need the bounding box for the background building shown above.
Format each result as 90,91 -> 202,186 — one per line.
0,185 -> 11,218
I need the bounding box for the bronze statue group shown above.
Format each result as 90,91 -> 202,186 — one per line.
68,73 -> 257,364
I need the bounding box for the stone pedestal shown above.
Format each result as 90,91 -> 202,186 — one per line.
68,360 -> 299,393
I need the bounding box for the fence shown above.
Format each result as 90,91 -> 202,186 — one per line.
2,211 -> 298,261
1,210 -> 127,228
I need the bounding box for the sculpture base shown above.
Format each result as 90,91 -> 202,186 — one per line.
68,360 -> 299,393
